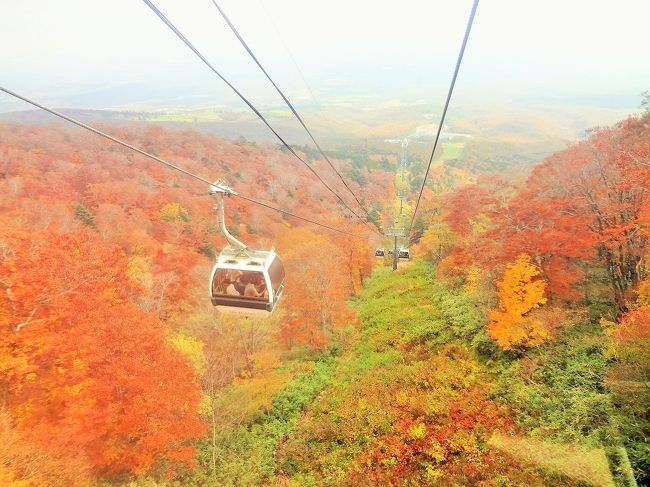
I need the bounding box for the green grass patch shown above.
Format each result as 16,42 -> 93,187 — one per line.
436,141 -> 465,162
489,433 -> 615,487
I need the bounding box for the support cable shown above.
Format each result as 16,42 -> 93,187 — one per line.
210,0 -> 373,220
408,0 -> 479,236
142,0 -> 380,235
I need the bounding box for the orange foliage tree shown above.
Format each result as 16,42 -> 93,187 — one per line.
0,225 -> 205,481
333,231 -> 374,296
277,229 -> 356,350
487,254 -> 551,350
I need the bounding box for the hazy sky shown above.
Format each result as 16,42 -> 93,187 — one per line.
1,0 -> 648,111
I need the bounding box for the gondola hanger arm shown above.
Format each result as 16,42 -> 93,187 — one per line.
210,181 -> 247,251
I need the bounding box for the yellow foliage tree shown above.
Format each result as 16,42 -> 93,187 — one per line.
487,254 -> 549,350
418,222 -> 457,262
159,202 -> 190,222
169,331 -> 205,373
463,266 -> 482,294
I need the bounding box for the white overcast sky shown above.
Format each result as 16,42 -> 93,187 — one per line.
1,0 -> 648,111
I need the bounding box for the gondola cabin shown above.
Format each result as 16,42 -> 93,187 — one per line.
210,247 -> 285,316
398,248 -> 410,260
375,248 -> 385,257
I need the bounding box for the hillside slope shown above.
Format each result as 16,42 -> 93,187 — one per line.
186,262 -> 623,486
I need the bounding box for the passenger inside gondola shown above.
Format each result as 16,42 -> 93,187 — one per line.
244,274 -> 264,298
225,279 -> 240,296
257,274 -> 269,299
213,269 -> 267,300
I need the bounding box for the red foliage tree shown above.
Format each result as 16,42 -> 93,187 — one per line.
439,113 -> 650,305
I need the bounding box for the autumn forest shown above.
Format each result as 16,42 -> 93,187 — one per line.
0,92 -> 647,486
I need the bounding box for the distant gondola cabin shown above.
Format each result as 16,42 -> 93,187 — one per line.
398,248 -> 410,260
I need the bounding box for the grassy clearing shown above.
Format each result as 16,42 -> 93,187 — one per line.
489,433 -> 615,487
436,141 -> 465,162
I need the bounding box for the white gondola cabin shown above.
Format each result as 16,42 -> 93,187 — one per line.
398,248 -> 410,260
208,181 -> 285,316
210,248 -> 285,316
375,248 -> 385,257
